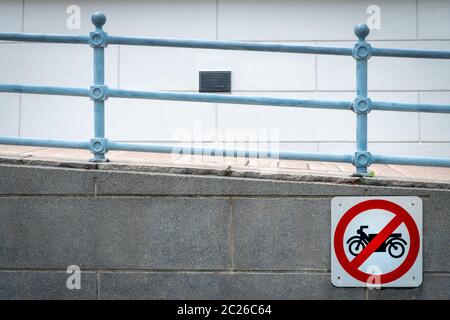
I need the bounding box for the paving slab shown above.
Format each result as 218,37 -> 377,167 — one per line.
1,145 -> 450,185
28,148 -> 91,162
389,165 -> 450,182
0,145 -> 46,158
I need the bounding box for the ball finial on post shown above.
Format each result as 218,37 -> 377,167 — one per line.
91,12 -> 107,29
354,24 -> 370,41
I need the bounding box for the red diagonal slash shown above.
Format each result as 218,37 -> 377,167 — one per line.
350,215 -> 403,269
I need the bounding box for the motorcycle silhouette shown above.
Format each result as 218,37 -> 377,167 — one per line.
346,225 -> 407,258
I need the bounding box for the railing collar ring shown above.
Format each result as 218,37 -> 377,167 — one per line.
89,12 -> 108,48
353,24 -> 371,60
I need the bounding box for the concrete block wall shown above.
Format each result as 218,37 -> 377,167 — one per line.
0,162 -> 449,299
1,0 -> 450,157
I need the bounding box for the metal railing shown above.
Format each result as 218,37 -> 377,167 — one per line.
1,12 -> 450,176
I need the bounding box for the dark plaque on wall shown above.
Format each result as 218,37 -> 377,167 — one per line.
199,71 -> 231,93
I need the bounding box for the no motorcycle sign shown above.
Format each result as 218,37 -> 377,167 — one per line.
331,197 -> 422,288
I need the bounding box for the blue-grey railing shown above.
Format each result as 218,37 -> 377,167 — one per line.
1,12 -> 450,176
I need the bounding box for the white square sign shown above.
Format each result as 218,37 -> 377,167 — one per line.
331,196 -> 422,288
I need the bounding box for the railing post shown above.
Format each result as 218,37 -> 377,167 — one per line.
352,24 -> 372,176
89,12 -> 109,162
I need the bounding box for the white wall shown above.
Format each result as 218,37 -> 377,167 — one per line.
1,0 -> 450,157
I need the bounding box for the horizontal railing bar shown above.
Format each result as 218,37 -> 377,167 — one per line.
2,84 -> 450,114
0,136 -> 90,149
2,137 -> 450,168
108,88 -> 353,110
371,100 -> 450,113
0,84 -> 89,97
372,154 -> 450,167
0,32 -> 89,44
0,137 -> 354,163
372,47 -> 450,59
108,35 -> 353,56
107,141 -> 354,163
1,33 -> 449,60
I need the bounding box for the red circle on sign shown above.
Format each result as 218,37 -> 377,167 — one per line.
334,199 -> 420,284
